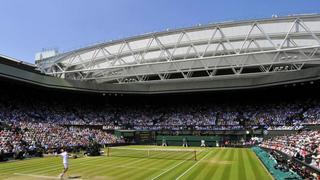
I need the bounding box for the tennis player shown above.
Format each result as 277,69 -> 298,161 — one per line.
59,148 -> 69,179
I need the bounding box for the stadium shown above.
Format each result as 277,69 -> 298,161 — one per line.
0,14 -> 320,180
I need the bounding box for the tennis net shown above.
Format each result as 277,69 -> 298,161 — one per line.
107,147 -> 198,161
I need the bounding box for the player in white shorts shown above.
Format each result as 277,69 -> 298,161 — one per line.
59,148 -> 69,179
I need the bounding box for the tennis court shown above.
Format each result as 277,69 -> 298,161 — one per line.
0,145 -> 272,180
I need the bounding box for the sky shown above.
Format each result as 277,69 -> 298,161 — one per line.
0,0 -> 320,63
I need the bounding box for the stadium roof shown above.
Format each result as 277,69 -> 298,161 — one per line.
35,14 -> 320,86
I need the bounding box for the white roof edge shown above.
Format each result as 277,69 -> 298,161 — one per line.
0,54 -> 36,67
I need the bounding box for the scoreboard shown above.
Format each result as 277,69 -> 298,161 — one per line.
135,131 -> 155,143
114,130 -> 135,138
114,130 -> 155,143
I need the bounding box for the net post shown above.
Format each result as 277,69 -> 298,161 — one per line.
107,147 -> 110,157
194,150 -> 197,161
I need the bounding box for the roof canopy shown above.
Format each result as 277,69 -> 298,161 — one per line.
37,14 -> 320,84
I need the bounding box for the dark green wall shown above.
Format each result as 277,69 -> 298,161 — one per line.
156,135 -> 221,147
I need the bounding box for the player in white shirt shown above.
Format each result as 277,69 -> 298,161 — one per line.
200,140 -> 206,147
59,148 -> 69,179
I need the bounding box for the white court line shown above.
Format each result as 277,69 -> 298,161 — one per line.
14,173 -> 83,180
151,150 -> 210,180
175,150 -> 212,180
150,159 -> 190,180
150,160 -> 188,180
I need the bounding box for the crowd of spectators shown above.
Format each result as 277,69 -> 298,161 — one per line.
0,92 -> 320,139
0,121 -> 124,155
72,101 -> 319,130
11,100 -> 320,131
269,149 -> 319,179
260,130 -> 320,171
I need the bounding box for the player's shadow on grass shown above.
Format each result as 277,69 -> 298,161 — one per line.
68,176 -> 82,179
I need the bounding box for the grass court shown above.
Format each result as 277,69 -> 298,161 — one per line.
0,145 -> 272,180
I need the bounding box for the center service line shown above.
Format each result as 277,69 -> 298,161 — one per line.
150,159 -> 189,180
175,150 -> 212,180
